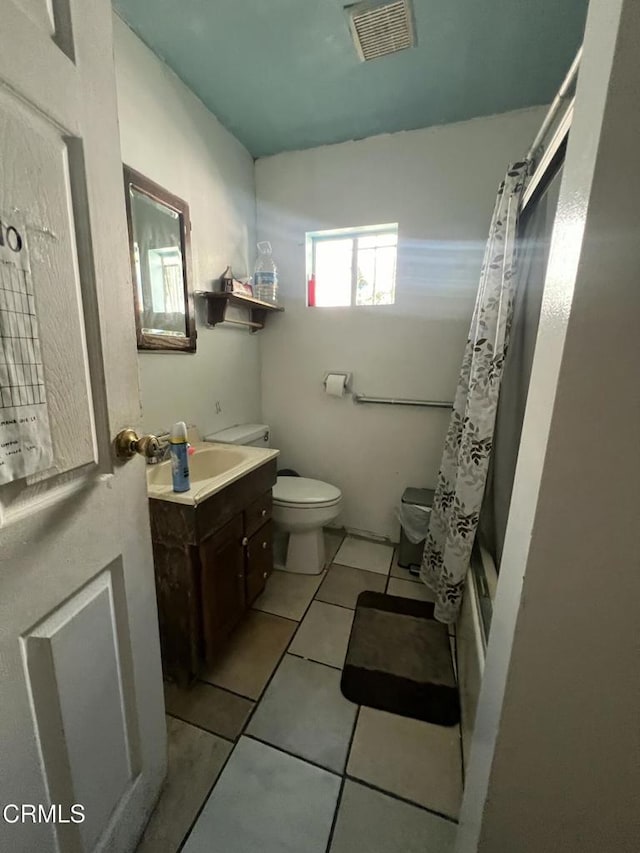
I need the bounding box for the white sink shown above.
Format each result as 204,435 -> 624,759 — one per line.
147,445 -> 246,486
146,442 -> 279,505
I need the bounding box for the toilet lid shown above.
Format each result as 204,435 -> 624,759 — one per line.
273,476 -> 341,505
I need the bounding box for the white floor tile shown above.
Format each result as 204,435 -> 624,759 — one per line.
316,563 -> 386,609
247,655 -> 358,772
288,601 -> 354,669
335,537 -> 393,575
182,737 -> 340,853
387,577 -> 436,603
136,717 -> 231,853
347,707 -> 463,819
253,569 -> 324,621
330,780 -> 456,853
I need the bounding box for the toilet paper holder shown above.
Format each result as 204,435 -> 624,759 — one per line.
323,372 -> 352,393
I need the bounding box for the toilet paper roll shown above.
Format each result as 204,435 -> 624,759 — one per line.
325,374 -> 347,397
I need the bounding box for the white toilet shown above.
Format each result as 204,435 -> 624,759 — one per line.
271,476 -> 342,574
205,423 -> 342,574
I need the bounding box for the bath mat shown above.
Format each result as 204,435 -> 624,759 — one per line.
341,591 -> 460,726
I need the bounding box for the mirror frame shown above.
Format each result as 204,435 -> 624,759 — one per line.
123,165 -> 196,352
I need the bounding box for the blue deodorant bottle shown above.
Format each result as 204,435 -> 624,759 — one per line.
170,421 -> 190,492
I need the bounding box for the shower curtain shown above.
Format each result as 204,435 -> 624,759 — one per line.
421,162 -> 528,623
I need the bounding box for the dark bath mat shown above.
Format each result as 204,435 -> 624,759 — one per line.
341,591 -> 460,727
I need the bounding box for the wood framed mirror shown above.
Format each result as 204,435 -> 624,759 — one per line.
123,166 -> 196,352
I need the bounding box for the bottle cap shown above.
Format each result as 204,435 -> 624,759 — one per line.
170,421 -> 188,444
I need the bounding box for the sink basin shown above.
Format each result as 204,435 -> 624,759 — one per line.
147,446 -> 246,487
146,441 -> 280,505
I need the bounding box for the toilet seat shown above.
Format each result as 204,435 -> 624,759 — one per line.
272,476 -> 341,509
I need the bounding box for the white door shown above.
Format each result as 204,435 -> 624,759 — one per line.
0,2 -> 166,852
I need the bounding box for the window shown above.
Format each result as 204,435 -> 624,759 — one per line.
148,247 -> 184,315
306,224 -> 398,307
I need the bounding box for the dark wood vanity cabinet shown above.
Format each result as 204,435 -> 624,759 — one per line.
246,520 -> 274,606
148,459 -> 276,684
200,516 -> 246,658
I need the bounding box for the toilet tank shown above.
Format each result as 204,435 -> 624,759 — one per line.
204,423 -> 270,448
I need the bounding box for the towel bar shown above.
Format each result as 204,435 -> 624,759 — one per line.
353,395 -> 452,409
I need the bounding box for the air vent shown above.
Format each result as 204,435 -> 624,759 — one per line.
348,0 -> 415,62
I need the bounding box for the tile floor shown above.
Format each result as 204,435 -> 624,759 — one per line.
137,532 -> 462,853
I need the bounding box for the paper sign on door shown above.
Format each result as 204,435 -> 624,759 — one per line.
0,213 -> 53,484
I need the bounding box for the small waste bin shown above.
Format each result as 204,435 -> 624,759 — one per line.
397,487 -> 435,571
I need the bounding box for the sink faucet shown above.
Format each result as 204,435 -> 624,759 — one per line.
147,432 -> 172,464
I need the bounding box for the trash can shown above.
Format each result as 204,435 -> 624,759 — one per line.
397,487 -> 435,571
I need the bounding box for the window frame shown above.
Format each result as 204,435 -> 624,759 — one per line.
306,223 -> 398,308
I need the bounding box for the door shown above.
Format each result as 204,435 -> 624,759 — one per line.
0,3 -> 165,853
200,516 -> 246,660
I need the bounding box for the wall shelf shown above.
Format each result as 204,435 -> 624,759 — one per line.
195,291 -> 284,333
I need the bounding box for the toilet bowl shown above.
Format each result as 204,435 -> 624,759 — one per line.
204,424 -> 341,575
272,476 -> 342,574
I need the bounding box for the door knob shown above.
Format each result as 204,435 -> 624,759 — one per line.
114,428 -> 161,460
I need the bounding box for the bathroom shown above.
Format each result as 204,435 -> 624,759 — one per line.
116,6 -> 530,844
0,1 -> 637,852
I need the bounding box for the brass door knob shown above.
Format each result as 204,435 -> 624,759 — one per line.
114,428 -> 161,460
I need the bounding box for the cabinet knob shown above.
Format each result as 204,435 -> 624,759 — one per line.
261,508 -> 267,517
262,541 -> 268,550
242,536 -> 249,546
263,572 -> 268,579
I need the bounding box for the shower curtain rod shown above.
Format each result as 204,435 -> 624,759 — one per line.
525,46 -> 583,163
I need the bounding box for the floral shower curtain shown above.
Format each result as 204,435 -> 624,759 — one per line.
421,162 -> 528,623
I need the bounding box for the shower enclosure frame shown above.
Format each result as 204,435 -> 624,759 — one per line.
458,48 -> 580,771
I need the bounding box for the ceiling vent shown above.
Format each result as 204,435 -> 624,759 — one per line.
348,0 -> 416,62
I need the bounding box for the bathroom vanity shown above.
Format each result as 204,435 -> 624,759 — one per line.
147,442 -> 278,684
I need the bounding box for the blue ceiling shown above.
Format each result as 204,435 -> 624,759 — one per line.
113,0 -> 588,159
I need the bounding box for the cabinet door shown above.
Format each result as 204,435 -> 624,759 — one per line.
246,521 -> 274,605
200,515 -> 245,661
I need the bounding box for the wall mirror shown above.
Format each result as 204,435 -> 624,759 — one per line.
123,166 -> 196,352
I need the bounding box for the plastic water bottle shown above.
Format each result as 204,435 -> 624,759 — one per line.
253,241 -> 278,304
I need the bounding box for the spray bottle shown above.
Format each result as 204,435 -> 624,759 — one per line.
170,421 -> 190,492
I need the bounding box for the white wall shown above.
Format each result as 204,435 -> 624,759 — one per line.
458,0 -> 640,848
256,108 -> 546,539
113,16 -> 260,436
